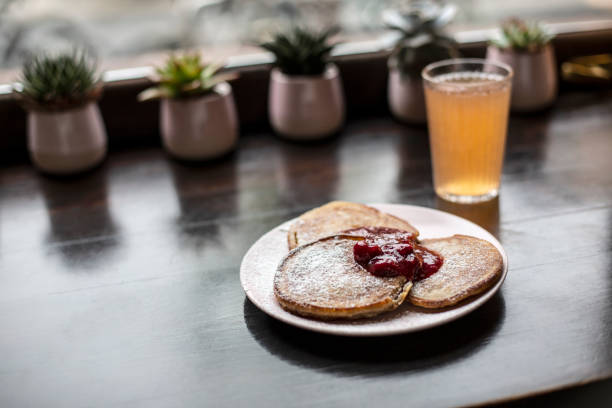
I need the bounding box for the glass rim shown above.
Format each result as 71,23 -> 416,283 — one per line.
421,58 -> 514,83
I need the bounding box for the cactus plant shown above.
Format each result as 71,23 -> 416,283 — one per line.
486,18 -> 557,111
16,50 -> 101,111
490,18 -> 554,53
260,26 -> 338,76
384,1 -> 458,77
138,53 -> 238,101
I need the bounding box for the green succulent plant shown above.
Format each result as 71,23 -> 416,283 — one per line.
384,1 -> 459,77
138,53 -> 238,101
16,51 -> 100,111
490,18 -> 554,52
260,27 -> 338,76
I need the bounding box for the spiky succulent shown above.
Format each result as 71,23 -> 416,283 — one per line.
16,51 -> 100,111
138,53 -> 238,101
490,18 -> 554,52
384,1 -> 458,77
260,27 -> 338,76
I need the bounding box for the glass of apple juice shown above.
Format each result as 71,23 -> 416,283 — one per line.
422,59 -> 513,203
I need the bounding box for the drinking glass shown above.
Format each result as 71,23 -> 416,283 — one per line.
422,58 -> 513,203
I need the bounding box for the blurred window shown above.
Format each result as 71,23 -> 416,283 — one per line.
1,0 -> 611,77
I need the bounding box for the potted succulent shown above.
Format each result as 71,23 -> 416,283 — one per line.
487,18 -> 557,112
260,27 -> 344,140
384,1 -> 458,123
138,53 -> 239,160
15,51 -> 107,175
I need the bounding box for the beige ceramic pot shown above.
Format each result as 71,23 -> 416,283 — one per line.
160,82 -> 238,160
268,64 -> 345,140
27,102 -> 107,175
486,44 -> 557,112
388,67 -> 427,123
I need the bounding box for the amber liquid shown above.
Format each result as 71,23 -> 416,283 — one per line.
424,72 -> 511,202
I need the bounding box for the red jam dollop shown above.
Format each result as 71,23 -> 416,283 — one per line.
347,227 -> 443,281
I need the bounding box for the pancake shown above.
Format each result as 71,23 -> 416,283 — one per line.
274,234 -> 413,319
408,235 -> 503,308
288,201 -> 419,250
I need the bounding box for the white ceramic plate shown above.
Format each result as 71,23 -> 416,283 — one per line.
240,204 -> 508,336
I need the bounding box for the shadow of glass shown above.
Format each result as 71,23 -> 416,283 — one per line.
243,292 -> 505,377
38,165 -> 121,269
435,196 -> 500,238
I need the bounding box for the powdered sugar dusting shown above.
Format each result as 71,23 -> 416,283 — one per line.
290,202 -> 419,249
275,236 -> 406,309
240,204 -> 508,336
410,236 -> 503,304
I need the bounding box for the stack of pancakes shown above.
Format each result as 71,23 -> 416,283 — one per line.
274,201 -> 503,320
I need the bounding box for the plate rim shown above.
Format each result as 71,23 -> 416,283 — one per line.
240,203 -> 508,337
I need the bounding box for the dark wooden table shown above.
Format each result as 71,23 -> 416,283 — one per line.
1,90 -> 612,407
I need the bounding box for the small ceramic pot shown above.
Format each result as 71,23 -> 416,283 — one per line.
268,64 -> 345,140
27,102 -> 107,175
486,44 -> 557,112
160,82 -> 238,160
388,67 -> 427,123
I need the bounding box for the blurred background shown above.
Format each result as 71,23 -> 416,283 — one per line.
1,0 -> 611,80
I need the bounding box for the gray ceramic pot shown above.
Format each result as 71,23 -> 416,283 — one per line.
268,64 -> 345,140
160,82 -> 238,160
27,102 -> 107,175
486,44 -> 557,112
388,67 -> 427,123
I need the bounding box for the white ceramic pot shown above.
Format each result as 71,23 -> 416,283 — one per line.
486,44 -> 557,112
27,102 -> 107,175
268,64 -> 345,140
160,82 -> 238,160
388,67 -> 427,123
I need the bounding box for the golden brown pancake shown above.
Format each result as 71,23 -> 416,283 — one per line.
408,235 -> 503,308
274,234 -> 413,320
288,201 -> 419,250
